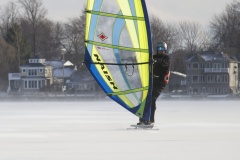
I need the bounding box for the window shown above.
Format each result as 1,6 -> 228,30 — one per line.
206,63 -> 211,68
22,69 -> 26,73
24,80 -> 41,89
211,75 -> 214,83
28,69 -> 38,76
192,75 -> 199,83
213,63 -> 221,72
222,63 -> 228,68
28,80 -> 38,88
202,75 -> 206,83
38,81 -> 42,88
208,88 -> 212,94
199,75 -> 204,83
24,81 -> 27,88
187,76 -> 192,83
224,75 -> 228,83
215,75 -> 221,83
207,75 -> 211,83
192,63 -> 199,69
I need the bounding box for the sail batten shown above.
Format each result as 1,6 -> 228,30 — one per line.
86,10 -> 145,20
85,0 -> 153,120
86,40 -> 149,52
108,86 -> 149,96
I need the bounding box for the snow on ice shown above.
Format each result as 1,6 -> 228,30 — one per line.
0,100 -> 240,160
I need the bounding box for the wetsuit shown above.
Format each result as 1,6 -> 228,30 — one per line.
150,53 -> 170,122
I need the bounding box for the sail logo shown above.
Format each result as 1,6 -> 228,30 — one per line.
94,54 -> 118,90
97,32 -> 108,41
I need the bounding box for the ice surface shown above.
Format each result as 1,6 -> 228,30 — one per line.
0,100 -> 240,160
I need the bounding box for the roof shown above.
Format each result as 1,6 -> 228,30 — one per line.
21,63 -> 46,67
186,51 -> 239,63
186,54 -> 205,62
45,60 -> 74,69
20,56 -> 48,67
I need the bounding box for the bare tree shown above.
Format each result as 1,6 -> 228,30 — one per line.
177,21 -> 210,53
0,2 -> 32,67
0,2 -> 19,38
210,0 -> 240,56
61,13 -> 85,66
36,19 -> 62,59
18,0 -> 47,55
150,16 -> 178,53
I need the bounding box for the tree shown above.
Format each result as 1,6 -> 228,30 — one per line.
5,23 -> 32,66
0,2 -> 19,38
0,39 -> 18,80
150,16 -> 178,53
18,0 -> 47,55
210,0 -> 240,57
61,13 -> 85,66
36,19 -> 62,60
0,2 -> 32,66
177,21 -> 210,53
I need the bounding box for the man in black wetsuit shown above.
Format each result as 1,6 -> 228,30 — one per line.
138,41 -> 170,125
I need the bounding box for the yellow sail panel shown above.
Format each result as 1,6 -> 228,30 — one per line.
91,45 -> 135,108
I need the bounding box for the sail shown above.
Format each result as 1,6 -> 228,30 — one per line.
84,0 -> 153,120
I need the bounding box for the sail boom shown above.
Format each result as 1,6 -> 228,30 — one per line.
84,61 -> 150,66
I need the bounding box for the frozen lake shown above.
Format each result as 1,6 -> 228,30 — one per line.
0,100 -> 240,160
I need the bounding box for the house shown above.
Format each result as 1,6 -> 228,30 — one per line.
8,56 -> 54,93
185,51 -> 239,95
46,60 -> 76,91
66,67 -> 104,95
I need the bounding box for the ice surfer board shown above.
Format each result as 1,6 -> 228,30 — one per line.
127,124 -> 159,130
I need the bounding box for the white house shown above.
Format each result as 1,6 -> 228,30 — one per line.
8,56 -> 54,93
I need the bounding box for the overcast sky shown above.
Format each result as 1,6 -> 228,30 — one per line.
0,0 -> 233,27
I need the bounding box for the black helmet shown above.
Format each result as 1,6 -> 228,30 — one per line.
157,42 -> 167,51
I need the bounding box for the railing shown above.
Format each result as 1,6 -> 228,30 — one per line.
204,68 -> 229,73
8,73 -> 21,80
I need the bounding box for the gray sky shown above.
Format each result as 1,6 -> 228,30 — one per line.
0,0 -> 233,27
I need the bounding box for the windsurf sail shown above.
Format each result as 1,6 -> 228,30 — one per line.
84,0 -> 153,121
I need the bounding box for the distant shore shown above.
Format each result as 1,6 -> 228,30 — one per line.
0,92 -> 239,102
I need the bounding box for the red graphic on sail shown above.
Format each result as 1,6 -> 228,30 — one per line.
98,32 -> 108,41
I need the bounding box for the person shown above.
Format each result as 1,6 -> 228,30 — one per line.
137,41 -> 170,125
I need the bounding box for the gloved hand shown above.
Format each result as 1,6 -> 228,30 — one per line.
164,72 -> 170,84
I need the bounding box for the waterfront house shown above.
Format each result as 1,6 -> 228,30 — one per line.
186,51 -> 239,95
